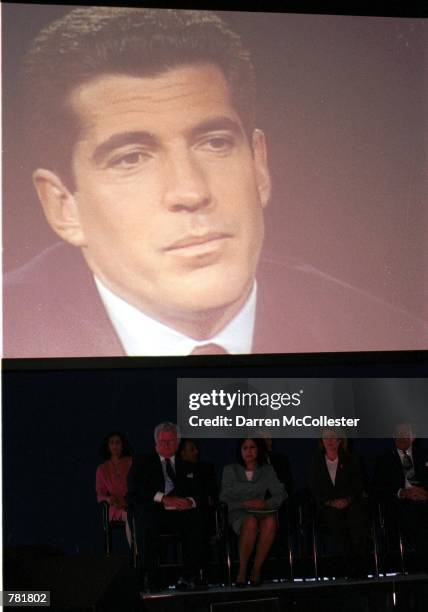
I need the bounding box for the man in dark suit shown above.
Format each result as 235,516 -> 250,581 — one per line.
374,423 -> 428,568
127,422 -> 207,592
178,438 -> 219,505
4,6 -> 428,358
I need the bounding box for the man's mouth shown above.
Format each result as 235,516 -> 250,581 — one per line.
164,232 -> 232,257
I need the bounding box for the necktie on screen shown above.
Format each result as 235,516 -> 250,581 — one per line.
190,343 -> 229,355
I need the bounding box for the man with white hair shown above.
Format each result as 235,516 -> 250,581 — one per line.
127,422 -> 207,592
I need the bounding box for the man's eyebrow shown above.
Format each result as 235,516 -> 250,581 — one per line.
187,116 -> 243,139
91,117 -> 244,164
91,131 -> 157,164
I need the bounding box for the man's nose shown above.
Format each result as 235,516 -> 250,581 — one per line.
163,150 -> 211,212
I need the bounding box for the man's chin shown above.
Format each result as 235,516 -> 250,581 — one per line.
157,281 -> 252,334
171,276 -> 253,313
111,266 -> 256,335
165,294 -> 242,321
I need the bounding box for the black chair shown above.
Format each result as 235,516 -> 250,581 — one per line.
100,501 -> 129,557
376,499 -> 407,575
131,502 -> 230,587
309,494 -> 381,580
291,489 -> 318,578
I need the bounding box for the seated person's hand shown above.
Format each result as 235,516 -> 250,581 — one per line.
108,494 -> 124,508
114,497 -> 127,509
163,495 -> 193,510
243,499 -> 267,510
403,486 -> 428,501
327,497 -> 350,510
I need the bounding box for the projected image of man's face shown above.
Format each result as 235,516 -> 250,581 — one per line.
62,64 -> 270,336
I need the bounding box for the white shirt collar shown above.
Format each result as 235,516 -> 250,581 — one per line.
397,446 -> 413,459
159,454 -> 175,466
94,276 -> 257,356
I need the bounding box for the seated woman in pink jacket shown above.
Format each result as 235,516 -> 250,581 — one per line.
96,431 -> 133,545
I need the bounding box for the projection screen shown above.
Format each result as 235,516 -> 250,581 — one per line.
3,4 -> 427,358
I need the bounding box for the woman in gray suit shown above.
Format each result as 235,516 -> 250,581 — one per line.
221,438 -> 286,586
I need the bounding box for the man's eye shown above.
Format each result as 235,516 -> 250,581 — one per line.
200,136 -> 234,152
110,151 -> 147,168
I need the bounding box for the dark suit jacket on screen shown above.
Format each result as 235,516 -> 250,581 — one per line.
4,241 -> 428,357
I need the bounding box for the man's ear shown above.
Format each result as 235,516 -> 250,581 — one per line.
252,129 -> 271,208
32,169 -> 87,247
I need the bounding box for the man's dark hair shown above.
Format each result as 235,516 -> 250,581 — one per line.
23,7 -> 256,190
178,437 -> 200,457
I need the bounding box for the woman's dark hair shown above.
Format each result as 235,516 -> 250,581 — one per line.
178,437 -> 200,458
99,431 -> 133,461
236,437 -> 267,466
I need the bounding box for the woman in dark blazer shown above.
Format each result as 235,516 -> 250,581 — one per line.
221,438 -> 286,586
310,428 -> 369,578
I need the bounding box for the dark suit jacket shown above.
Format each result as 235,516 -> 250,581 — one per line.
4,242 -> 428,357
127,453 -> 203,514
195,461 -> 219,505
373,441 -> 428,500
310,450 -> 365,507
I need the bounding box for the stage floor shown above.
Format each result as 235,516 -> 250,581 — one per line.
4,549 -> 428,611
141,573 -> 428,612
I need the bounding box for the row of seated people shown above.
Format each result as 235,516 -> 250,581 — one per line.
95,422 -> 428,592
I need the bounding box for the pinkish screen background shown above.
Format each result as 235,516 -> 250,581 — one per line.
3,6 -> 427,357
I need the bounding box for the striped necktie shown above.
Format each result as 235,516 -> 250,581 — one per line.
402,450 -> 416,484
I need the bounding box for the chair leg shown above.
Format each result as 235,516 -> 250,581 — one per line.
371,515 -> 380,578
218,504 -> 232,586
132,516 -> 139,570
288,541 -> 294,580
312,515 -> 319,580
287,520 -> 294,580
102,503 -> 112,556
224,530 -> 232,586
106,525 -> 112,556
398,528 -> 406,575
